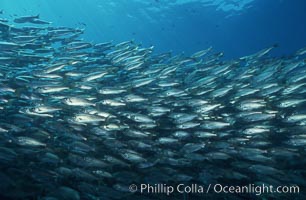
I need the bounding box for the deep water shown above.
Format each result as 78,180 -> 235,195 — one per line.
0,1 -> 306,200
1,0 -> 306,58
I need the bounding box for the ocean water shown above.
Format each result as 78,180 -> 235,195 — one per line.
1,0 -> 305,57
0,1 -> 306,200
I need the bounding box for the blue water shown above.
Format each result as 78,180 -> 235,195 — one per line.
1,0 -> 306,57
1,1 -> 306,199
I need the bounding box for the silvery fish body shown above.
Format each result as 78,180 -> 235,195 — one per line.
0,12 -> 305,200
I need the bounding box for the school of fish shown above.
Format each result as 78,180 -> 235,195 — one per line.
0,14 -> 306,199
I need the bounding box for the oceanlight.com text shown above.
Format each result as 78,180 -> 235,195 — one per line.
128,183 -> 300,196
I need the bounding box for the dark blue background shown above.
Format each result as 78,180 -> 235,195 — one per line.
2,0 -> 306,58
